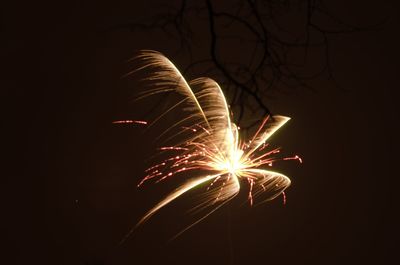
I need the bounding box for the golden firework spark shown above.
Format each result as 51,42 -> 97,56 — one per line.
122,50 -> 301,233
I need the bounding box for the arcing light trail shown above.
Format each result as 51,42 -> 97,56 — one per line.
118,50 -> 301,234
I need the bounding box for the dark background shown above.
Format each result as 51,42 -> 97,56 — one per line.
3,1 -> 399,264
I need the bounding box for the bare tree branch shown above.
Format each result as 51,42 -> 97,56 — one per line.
113,0 -> 376,127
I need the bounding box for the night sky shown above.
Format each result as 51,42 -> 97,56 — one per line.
3,1 -> 399,264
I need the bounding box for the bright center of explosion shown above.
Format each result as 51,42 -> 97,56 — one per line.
217,149 -> 244,176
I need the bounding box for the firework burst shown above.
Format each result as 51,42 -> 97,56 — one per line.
119,50 -> 301,234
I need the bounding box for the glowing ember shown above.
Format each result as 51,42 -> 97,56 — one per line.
123,50 -> 301,233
